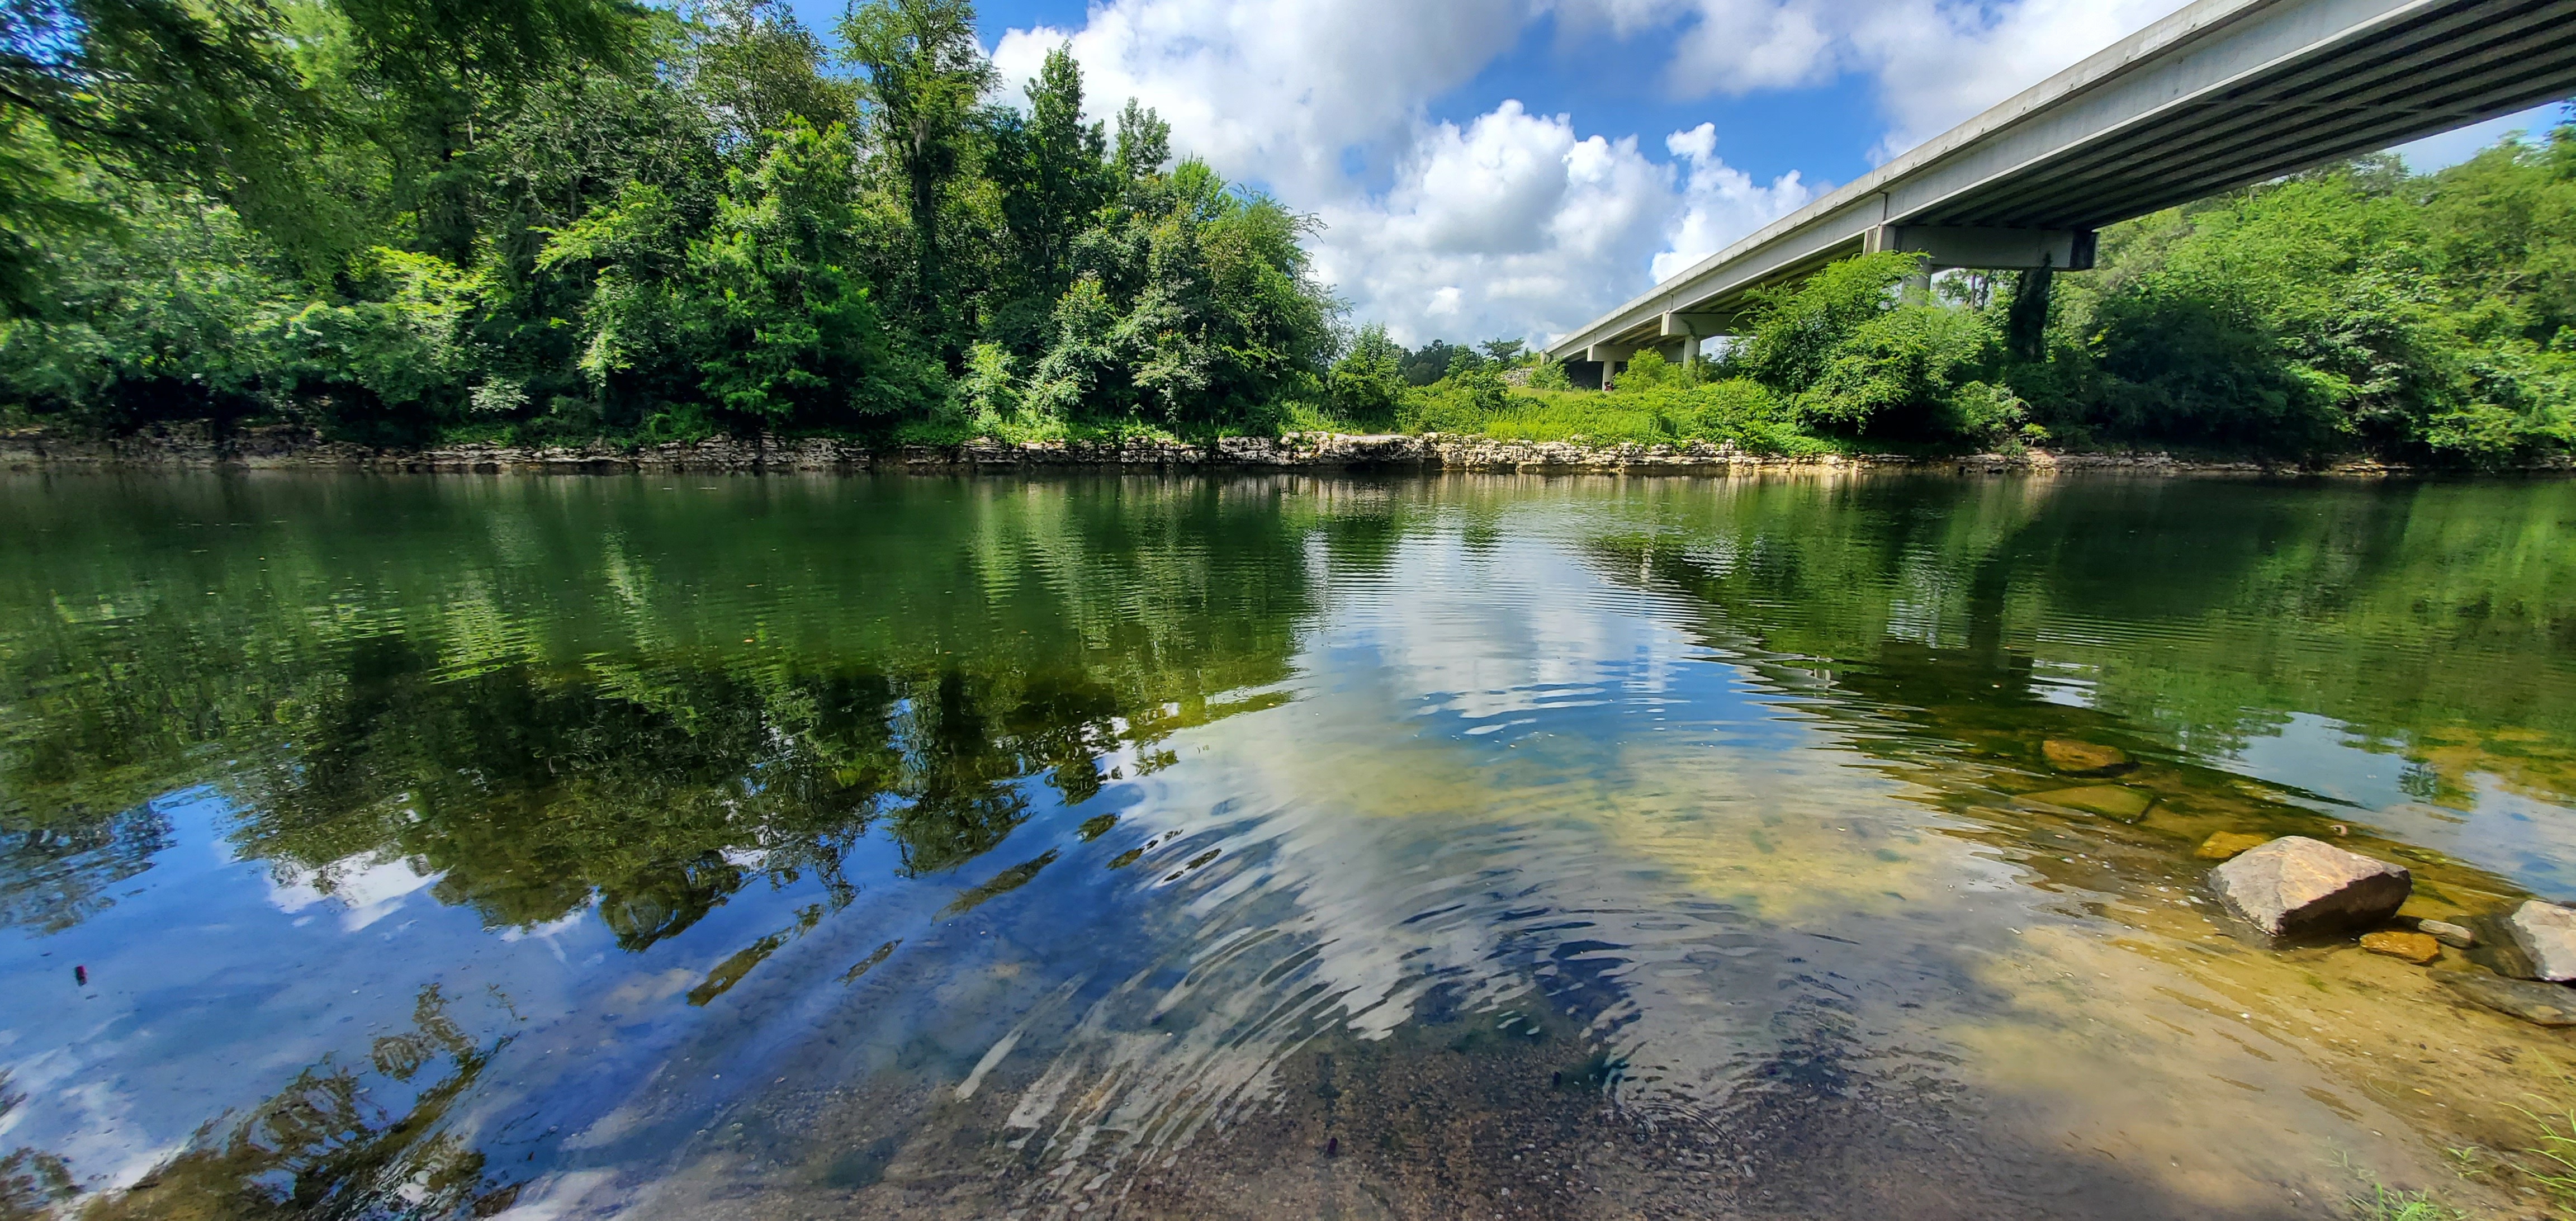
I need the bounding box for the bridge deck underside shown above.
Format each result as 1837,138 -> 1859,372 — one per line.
1933,0 -> 2576,229
1562,0 -> 2576,358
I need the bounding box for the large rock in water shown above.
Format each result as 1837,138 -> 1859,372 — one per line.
2208,836 -> 2410,939
2506,901 -> 2576,981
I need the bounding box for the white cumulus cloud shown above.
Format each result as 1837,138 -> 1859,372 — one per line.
1309,102 -> 1697,346
1600,0 -> 2185,157
985,0 -> 2187,344
1655,122 -> 1815,281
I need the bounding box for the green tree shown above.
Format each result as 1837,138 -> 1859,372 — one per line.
990,44 -> 1110,310
1328,323 -> 1407,424
0,0 -> 335,291
541,119 -> 937,434
1112,96 -> 1167,181
688,0 -> 856,151
1728,250 -> 1922,395
839,0 -> 992,339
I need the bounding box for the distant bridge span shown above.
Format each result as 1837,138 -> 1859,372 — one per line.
1543,0 -> 2576,379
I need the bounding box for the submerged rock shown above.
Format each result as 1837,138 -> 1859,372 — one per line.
2041,740 -> 2132,775
2016,785 -> 2154,822
2439,971 -> 2576,1028
2417,919 -> 2474,948
2208,836 -> 2411,939
2360,931 -> 2441,965
2505,901 -> 2576,981
2195,832 -> 2270,861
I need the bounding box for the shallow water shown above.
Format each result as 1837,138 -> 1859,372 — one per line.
3,471 -> 2574,1219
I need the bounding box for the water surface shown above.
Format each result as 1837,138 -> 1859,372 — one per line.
4,471 -> 2573,1219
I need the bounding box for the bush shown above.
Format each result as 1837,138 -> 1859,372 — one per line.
1451,378 -> 1820,454
1729,251 -> 1926,394
1796,304 -> 1996,436
1398,366 -> 1508,433
1327,324 -> 1408,427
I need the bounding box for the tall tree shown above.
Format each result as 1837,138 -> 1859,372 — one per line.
688,0 -> 855,152
839,0 -> 989,336
992,43 -> 1106,305
332,0 -> 647,261
1112,96 -> 1166,183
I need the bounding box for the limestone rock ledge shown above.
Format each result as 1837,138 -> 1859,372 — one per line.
7,423 -> 2568,476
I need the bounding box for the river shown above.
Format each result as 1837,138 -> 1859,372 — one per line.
3,471 -> 2572,1219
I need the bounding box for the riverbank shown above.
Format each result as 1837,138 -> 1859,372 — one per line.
4,422 -> 2564,476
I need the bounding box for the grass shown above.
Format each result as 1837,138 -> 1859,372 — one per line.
1398,380 -> 1844,456
2347,1180 -> 2467,1221
1469,391 -> 1680,446
2364,1073 -> 2576,1221
2337,1149 -> 2468,1220
2513,1095 -> 2576,1215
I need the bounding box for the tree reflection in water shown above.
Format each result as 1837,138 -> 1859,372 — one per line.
0,476 -> 1321,948
52,988 -> 513,1221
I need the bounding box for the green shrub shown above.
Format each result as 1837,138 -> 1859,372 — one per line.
1729,251 -> 1926,394
1327,323 -> 1409,427
1797,304 -> 1996,435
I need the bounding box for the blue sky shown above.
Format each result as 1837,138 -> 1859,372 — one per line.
787,0 -> 2571,347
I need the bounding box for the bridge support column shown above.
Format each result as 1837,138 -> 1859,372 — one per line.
1661,311 -> 1730,381
1585,343 -> 1635,390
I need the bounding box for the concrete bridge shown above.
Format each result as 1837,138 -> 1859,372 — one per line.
1544,0 -> 2576,382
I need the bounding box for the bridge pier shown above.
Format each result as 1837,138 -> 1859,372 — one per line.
1585,342 -> 1635,390
1660,312 -> 1726,384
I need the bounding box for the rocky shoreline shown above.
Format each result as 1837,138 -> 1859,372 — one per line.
3,422 -> 2560,476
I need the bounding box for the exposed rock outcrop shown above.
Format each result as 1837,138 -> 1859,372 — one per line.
2504,900 -> 2576,981
2208,836 -> 2410,939
12,424 -> 2561,476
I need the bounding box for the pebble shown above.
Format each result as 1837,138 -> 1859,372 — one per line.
2416,919 -> 2473,948
2360,931 -> 2440,965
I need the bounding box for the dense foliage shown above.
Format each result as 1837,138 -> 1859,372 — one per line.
1332,129 -> 2576,464
1,0 -> 2568,460
0,0 -> 1336,441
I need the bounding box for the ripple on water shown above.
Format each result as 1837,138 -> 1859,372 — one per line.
5,474 -> 2573,1220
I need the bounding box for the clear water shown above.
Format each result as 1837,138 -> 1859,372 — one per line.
3,471 -> 2572,1219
